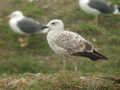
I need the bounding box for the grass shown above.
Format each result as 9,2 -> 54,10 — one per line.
0,72 -> 120,90
0,0 -> 119,89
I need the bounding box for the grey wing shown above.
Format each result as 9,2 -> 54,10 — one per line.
88,0 -> 115,13
17,17 -> 44,34
54,31 -> 93,55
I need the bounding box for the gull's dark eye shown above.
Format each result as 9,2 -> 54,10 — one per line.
51,22 -> 56,25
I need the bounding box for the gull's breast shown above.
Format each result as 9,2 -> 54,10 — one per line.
9,19 -> 25,34
47,31 -> 67,55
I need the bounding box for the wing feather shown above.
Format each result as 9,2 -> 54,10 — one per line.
88,0 -> 115,13
17,17 -> 43,34
54,31 -> 93,55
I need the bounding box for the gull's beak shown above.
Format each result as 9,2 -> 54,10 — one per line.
6,15 -> 11,20
41,26 -> 48,30
41,26 -> 49,34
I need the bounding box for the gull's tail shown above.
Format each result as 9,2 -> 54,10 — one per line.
118,7 -> 120,13
88,50 -> 108,61
72,50 -> 108,61
113,5 -> 120,14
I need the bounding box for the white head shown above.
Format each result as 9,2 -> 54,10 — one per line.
10,11 -> 24,19
41,19 -> 64,33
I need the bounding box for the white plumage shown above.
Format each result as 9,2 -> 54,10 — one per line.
9,11 -> 25,34
8,11 -> 46,47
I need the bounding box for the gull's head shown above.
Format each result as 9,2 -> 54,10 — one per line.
41,19 -> 64,34
10,11 -> 24,19
41,19 -> 64,33
47,19 -> 64,31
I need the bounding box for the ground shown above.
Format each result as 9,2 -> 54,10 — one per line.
0,0 -> 120,89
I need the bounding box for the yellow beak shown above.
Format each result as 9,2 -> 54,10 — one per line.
6,15 -> 11,19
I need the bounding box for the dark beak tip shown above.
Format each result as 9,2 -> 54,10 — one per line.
41,26 -> 48,29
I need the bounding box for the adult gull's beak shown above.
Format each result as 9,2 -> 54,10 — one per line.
6,15 -> 11,20
41,26 -> 49,34
41,26 -> 48,30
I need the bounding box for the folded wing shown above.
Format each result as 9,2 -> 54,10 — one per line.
54,31 -> 108,61
17,17 -> 44,34
88,0 -> 116,13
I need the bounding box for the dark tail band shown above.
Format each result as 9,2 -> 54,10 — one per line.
72,50 -> 108,61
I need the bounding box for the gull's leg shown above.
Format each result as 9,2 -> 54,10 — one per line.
62,60 -> 66,72
58,56 -> 66,72
24,36 -> 29,45
18,36 -> 28,48
95,15 -> 100,25
24,36 -> 29,42
73,61 -> 78,72
20,43 -> 28,48
60,55 -> 68,72
71,59 -> 78,72
18,37 -> 24,43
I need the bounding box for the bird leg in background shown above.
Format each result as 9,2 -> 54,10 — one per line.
95,15 -> 100,25
18,37 -> 29,47
20,43 -> 28,48
62,60 -> 66,72
70,57 -> 78,72
18,37 -> 25,43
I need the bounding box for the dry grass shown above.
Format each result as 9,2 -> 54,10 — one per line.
0,72 -> 119,90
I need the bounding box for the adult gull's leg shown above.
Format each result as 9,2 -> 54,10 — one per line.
18,36 -> 29,47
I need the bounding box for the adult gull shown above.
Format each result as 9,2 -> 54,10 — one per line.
41,19 -> 108,71
79,0 -> 120,24
8,11 -> 46,47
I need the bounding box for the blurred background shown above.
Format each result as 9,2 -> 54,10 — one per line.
0,0 -> 120,89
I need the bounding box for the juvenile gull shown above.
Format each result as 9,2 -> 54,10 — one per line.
79,0 -> 120,23
42,19 -> 108,71
8,11 -> 46,47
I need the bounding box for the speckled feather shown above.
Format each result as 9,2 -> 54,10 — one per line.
47,30 -> 93,55
46,19 -> 108,60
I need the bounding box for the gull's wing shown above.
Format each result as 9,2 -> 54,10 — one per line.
88,0 -> 116,13
17,17 -> 44,34
54,31 -> 107,60
54,31 -> 94,55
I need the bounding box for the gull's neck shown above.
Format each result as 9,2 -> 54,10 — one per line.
52,29 -> 64,34
53,26 -> 64,31
12,15 -> 25,21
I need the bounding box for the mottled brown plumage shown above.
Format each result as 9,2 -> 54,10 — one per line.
44,19 -> 108,61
